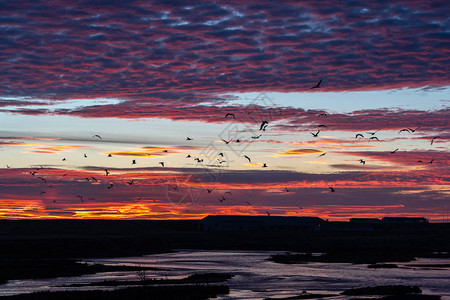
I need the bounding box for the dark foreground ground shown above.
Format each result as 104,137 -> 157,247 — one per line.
0,219 -> 449,259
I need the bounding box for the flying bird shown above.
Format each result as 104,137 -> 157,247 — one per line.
104,169 -> 110,176
186,137 -> 193,140
369,136 -> 380,141
391,148 -> 399,154
218,196 -> 226,203
318,124 -> 327,128
40,191 -> 46,195
225,113 -> 236,119
262,124 -> 268,131
262,163 -> 268,168
310,78 -> 323,89
84,154 -> 87,158
318,113 -> 327,117
37,177 -> 46,183
91,177 -> 97,182
359,159 -> 366,165
399,128 -> 411,134
206,189 -> 212,193
251,134 -> 262,139
408,127 -> 420,133
431,136 -> 440,145
244,201 -> 252,206
221,139 -> 231,144
244,155 -> 251,163
107,183 -> 114,189
93,135 -> 102,139
260,120 -> 269,130
159,162 -> 165,167
62,158 -> 66,161
329,186 -> 335,192
132,159 -> 136,165
76,195 -> 84,202
367,129 -> 380,135
355,133 -> 364,138
194,158 -> 203,163
218,152 -> 224,157
428,159 -> 434,164
186,154 -> 191,158
284,187 -> 289,192
311,130 -> 320,137
127,180 -> 134,185
317,152 -> 326,158
266,211 -> 271,216
107,154 -> 112,157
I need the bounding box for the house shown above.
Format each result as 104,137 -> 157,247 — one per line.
381,217 -> 428,224
198,215 -> 326,231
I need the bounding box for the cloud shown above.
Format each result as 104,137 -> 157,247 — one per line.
0,0 -> 449,103
281,149 -> 322,155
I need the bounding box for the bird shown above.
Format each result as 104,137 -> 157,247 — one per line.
107,183 -> 114,189
206,189 -> 212,193
428,159 -> 434,164
221,139 -> 231,144
107,154 -> 112,157
186,154 -> 191,158
311,130 -> 320,137
132,159 -> 136,165
317,152 -> 326,158
391,148 -> 399,154
262,124 -> 268,131
224,191 -> 232,196
355,133 -> 364,138
251,134 -> 262,139
126,180 -> 134,185
369,136 -> 380,141
260,120 -> 269,130
329,186 -> 335,192
408,127 -> 420,133
62,174 -> 68,177
318,124 -> 327,128
244,201 -> 252,206
186,137 -> 193,140
85,177 -> 90,182
417,160 -> 423,163
104,169 -> 110,176
262,163 -> 268,168
62,158 -> 66,161
76,195 -> 83,201
163,150 -> 168,153
218,152 -> 224,157
40,191 -> 46,195
159,162 -> 165,167
431,136 -> 440,145
318,113 -> 327,117
399,128 -> 411,134
30,171 -> 37,176
217,159 -> 226,164
225,113 -> 236,119
284,187 -> 289,192
83,154 -> 87,158
93,135 -> 102,139
359,159 -> 366,165
37,177 -> 46,183
266,211 -> 271,216
218,196 -> 226,203
194,158 -> 203,163
310,78 -> 323,89
367,129 -> 380,135
235,139 -> 241,143
91,177 -> 97,182
244,155 -> 251,162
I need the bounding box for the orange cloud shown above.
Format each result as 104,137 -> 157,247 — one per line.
281,149 -> 322,155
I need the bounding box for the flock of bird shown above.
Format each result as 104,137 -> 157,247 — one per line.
5,79 -> 443,216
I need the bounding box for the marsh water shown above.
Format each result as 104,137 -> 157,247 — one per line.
1,250 -> 449,299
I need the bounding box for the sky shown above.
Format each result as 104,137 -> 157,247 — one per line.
0,0 -> 449,221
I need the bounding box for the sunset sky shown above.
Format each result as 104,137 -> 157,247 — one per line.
0,0 -> 449,221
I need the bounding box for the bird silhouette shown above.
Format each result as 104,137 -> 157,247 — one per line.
107,154 -> 112,157
91,177 -> 97,182
355,133 -> 364,138
104,169 -> 110,176
310,78 -> 323,89
369,137 -> 380,141
218,196 -> 226,203
62,158 -> 66,161
225,113 -> 236,119
37,177 -> 46,183
93,135 -> 102,139
266,211 -> 271,216
262,163 -> 268,168
206,189 -> 212,193
318,124 -> 327,128
318,113 -> 327,117
244,155 -> 251,162
76,195 -> 83,202
317,152 -> 326,158
311,130 -> 320,137
186,154 -> 191,158
260,120 -> 269,130
217,159 -> 226,164
159,162 -> 165,167
391,148 -> 399,154
132,159 -> 136,165
194,158 -> 203,163
262,124 -> 268,131
186,137 -> 193,140
218,152 -> 224,157
221,139 -> 231,144
431,136 -> 440,145
408,127 -> 420,133
84,154 -> 87,158
127,180 -> 134,185
399,128 -> 411,134
107,183 -> 114,189
284,187 -> 289,192
359,159 -> 366,165
367,129 -> 380,135
244,201 -> 252,206
40,191 -> 46,195
251,134 -> 262,139
428,159 -> 434,164
329,186 -> 335,192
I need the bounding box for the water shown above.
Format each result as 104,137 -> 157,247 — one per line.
1,250 -> 449,299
